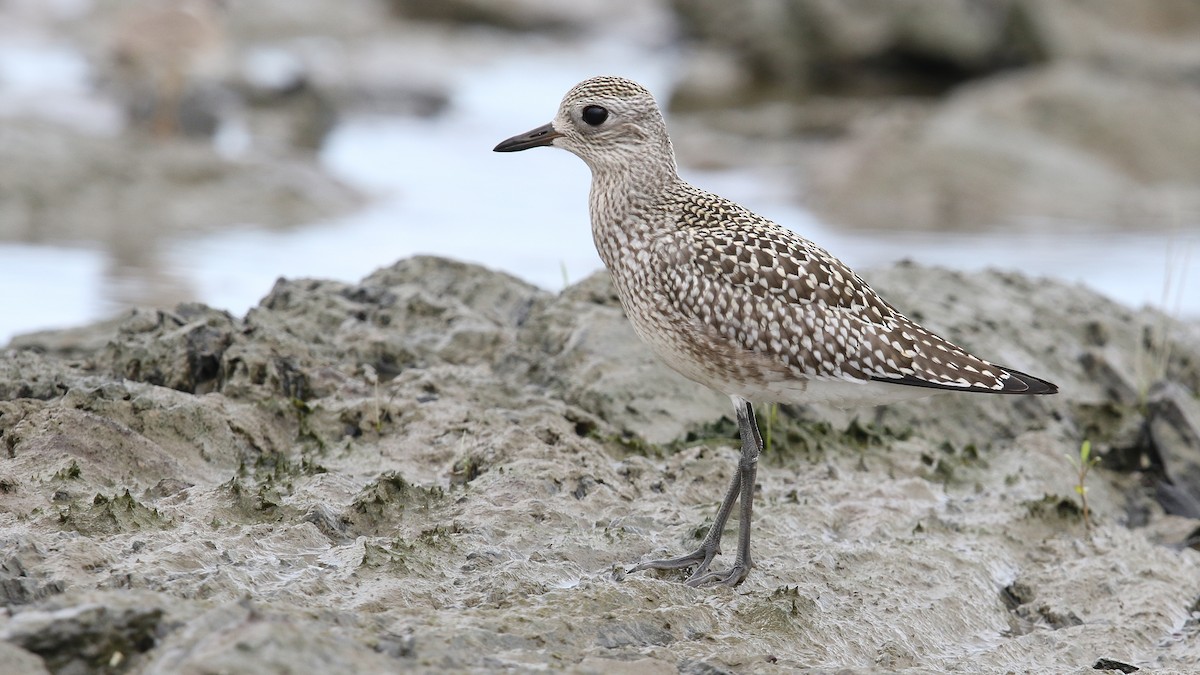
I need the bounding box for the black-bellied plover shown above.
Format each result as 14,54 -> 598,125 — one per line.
495,76 -> 1058,587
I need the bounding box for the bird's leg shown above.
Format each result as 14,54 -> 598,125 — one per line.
686,397 -> 761,587
628,397 -> 762,587
627,458 -> 741,579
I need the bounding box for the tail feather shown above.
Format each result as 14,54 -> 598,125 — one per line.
872,366 -> 1058,395
997,367 -> 1058,395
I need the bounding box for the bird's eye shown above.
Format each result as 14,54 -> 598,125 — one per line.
581,105 -> 609,126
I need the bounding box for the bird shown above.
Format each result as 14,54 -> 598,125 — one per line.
494,76 -> 1058,587
111,0 -> 226,138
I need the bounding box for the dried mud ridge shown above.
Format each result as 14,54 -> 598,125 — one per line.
2,256 -> 1199,673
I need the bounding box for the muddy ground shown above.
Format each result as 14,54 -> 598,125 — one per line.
2,256 -> 1199,674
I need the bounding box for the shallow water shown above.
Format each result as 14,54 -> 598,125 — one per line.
0,35 -> 1195,344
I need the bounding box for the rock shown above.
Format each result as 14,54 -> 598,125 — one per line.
669,0 -> 1200,99
2,256 -> 1200,672
387,0 -> 669,35
809,65 -> 1200,231
0,538 -> 65,607
1025,0 -> 1200,77
6,316 -> 126,362
0,642 -> 50,675
667,1 -> 1200,232
0,351 -> 76,402
230,256 -> 543,391
143,600 -> 399,674
1079,349 -> 1142,408
0,117 -> 361,250
1146,381 -> 1200,518
1093,658 -> 1140,674
1,594 -> 165,674
389,0 -> 586,32
670,0 -> 1044,98
103,304 -> 238,395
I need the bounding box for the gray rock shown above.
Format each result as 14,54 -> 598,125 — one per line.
143,601 -> 399,674
0,118 -> 361,265
387,0 -> 668,34
0,539 -> 66,607
667,1 -> 1200,233
0,642 -> 50,675
671,0 -> 1044,98
1,595 -> 165,675
669,0 -> 1200,99
1024,0 -> 1200,77
810,64 -> 1200,231
1147,381 -> 1200,517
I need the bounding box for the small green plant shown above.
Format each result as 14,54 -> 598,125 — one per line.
1066,439 -> 1101,530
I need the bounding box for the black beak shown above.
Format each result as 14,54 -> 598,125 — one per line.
493,122 -> 562,152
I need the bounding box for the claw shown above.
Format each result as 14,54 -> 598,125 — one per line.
628,542 -> 721,579
685,562 -> 750,587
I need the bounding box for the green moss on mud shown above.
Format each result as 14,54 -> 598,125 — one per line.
347,472 -> 446,535
595,408 -> 912,467
59,489 -> 169,535
1022,494 -> 1085,522
53,460 -> 83,481
920,441 -> 984,484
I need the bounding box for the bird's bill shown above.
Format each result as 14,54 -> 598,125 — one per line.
493,122 -> 562,152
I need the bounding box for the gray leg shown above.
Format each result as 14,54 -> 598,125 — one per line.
627,457 -> 742,579
628,396 -> 762,587
686,397 -> 761,586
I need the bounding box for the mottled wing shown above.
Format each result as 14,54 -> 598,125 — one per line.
653,191 -> 1052,393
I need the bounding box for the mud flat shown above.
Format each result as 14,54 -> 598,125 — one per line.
1,256 -> 1199,673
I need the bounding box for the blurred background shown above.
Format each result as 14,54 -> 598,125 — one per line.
1,0 -> 1196,344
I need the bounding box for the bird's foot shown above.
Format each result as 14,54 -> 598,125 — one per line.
628,548 -> 749,587
684,561 -> 751,588
627,542 -> 720,580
